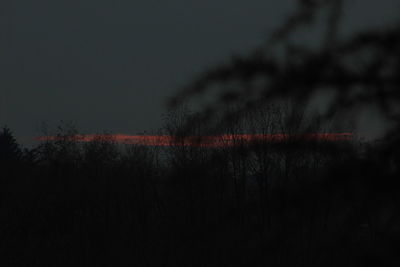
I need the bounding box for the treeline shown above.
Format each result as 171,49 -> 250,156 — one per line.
1,104 -> 399,267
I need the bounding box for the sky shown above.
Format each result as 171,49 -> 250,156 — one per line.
1,0 -> 399,145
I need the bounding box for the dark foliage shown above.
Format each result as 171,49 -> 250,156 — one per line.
1,106 -> 400,266
0,126 -> 22,164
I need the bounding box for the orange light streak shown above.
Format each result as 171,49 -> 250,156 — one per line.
35,133 -> 353,147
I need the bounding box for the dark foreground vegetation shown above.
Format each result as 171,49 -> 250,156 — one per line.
1,103 -> 400,266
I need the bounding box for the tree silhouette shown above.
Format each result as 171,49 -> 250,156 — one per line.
0,126 -> 22,165
166,0 -> 400,265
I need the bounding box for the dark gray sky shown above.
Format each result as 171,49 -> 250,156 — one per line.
1,0 -> 399,145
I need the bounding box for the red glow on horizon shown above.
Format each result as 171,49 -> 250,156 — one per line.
35,133 -> 353,147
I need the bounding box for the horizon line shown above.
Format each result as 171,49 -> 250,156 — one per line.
35,133 -> 353,147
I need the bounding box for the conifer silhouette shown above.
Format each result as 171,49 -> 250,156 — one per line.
0,126 -> 22,164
